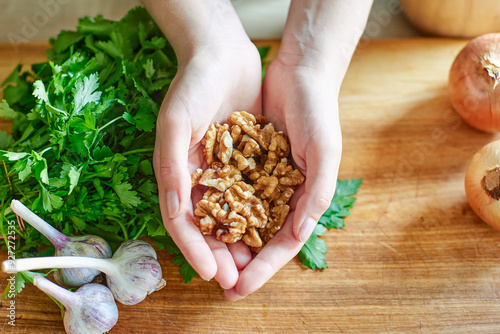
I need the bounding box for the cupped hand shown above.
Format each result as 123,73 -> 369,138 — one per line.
225,56 -> 343,301
153,41 -> 262,289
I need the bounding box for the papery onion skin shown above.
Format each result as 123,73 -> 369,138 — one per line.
465,140 -> 500,229
449,33 -> 500,132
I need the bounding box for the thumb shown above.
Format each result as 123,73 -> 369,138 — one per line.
292,136 -> 342,243
154,107 -> 192,219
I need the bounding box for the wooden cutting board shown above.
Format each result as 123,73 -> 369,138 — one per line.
2,38 -> 500,334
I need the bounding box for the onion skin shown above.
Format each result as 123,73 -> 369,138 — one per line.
449,33 -> 500,132
465,140 -> 500,230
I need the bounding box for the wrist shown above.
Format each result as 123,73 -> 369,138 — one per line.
173,17 -> 253,64
142,0 -> 251,64
277,0 -> 372,85
177,32 -> 254,66
273,46 -> 345,94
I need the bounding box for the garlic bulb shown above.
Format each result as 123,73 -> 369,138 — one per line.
33,274 -> 118,334
52,235 -> 112,287
3,240 -> 166,305
400,0 -> 500,38
103,240 -> 165,305
11,200 -> 112,287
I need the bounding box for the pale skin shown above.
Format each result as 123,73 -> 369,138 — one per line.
141,0 -> 373,300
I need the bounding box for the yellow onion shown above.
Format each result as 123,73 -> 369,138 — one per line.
465,140 -> 500,229
449,33 -> 500,132
400,0 -> 500,38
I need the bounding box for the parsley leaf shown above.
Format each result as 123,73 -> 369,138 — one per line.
173,253 -> 198,284
318,179 -> 362,229
299,178 -> 362,269
0,100 -> 18,119
113,182 -> 141,208
0,131 -> 13,150
298,225 -> 328,270
33,80 -> 49,103
72,74 -> 102,114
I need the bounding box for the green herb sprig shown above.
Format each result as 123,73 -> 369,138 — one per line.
299,179 -> 363,269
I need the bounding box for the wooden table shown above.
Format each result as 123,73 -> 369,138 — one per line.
2,38 -> 500,333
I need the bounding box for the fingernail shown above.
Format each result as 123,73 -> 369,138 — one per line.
299,218 -> 317,243
166,191 -> 179,218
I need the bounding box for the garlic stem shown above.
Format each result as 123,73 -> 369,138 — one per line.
33,274 -> 76,307
2,256 -> 113,276
11,200 -> 70,249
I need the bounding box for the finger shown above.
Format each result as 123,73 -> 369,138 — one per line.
293,133 -> 341,242
154,125 -> 219,281
225,211 -> 302,301
155,107 -> 192,219
227,240 -> 252,270
158,189 -> 218,281
204,236 -> 239,289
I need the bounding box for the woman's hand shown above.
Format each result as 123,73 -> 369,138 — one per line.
224,55 -> 342,301
142,0 -> 262,289
154,42 -> 262,289
224,0 -> 373,300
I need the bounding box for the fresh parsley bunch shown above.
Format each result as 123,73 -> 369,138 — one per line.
0,7 -> 361,285
0,7 -> 197,281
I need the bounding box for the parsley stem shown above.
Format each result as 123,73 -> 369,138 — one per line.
13,182 -> 29,201
107,217 -> 129,241
83,225 -> 124,243
98,115 -> 123,132
133,49 -> 144,63
2,161 -> 12,192
132,221 -> 147,240
88,115 -> 124,152
39,146 -> 52,156
11,124 -> 34,147
0,196 -> 9,250
122,148 -> 154,156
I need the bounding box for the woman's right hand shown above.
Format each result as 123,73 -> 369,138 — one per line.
142,0 -> 262,289
153,39 -> 262,288
142,0 -> 263,290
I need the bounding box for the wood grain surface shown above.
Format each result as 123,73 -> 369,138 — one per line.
2,38 -> 500,334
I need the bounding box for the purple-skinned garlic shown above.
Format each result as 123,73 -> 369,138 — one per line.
33,274 -> 118,334
10,199 -> 112,287
3,240 -> 166,305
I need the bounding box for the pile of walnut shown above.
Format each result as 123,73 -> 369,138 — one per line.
191,111 -> 305,251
